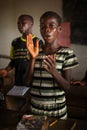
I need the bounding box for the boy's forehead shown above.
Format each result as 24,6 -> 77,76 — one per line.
40,16 -> 58,23
18,16 -> 30,21
19,16 -> 30,20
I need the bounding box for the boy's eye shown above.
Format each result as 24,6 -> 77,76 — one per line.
17,21 -> 26,26
49,24 -> 57,29
40,24 -> 45,30
40,24 -> 58,30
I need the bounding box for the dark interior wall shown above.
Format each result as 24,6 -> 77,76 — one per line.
62,0 -> 87,45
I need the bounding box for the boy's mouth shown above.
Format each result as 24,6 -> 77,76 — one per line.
45,34 -> 51,38
45,34 -> 53,40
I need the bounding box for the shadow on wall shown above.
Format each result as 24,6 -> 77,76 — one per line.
58,22 -> 71,47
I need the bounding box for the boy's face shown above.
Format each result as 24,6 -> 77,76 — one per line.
17,16 -> 33,35
40,16 -> 60,44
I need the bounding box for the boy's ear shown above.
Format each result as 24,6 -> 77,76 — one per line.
58,26 -> 61,32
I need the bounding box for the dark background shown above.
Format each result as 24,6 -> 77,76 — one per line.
62,0 -> 87,45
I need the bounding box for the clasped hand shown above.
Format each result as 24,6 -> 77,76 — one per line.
42,55 -> 56,74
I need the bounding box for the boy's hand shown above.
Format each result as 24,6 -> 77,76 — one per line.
42,54 -> 56,74
27,34 -> 39,58
0,69 -> 7,77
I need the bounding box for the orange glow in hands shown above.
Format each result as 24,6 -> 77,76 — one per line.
52,54 -> 56,61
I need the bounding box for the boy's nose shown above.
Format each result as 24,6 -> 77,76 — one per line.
45,26 -> 50,32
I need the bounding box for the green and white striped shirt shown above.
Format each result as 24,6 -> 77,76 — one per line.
30,47 -> 79,119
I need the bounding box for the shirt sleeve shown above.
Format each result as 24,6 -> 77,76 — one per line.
10,45 -> 14,59
63,49 -> 79,70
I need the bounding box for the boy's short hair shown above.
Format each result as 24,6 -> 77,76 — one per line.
18,14 -> 34,24
40,11 -> 62,26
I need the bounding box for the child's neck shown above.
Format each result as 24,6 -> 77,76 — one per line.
43,41 -> 60,55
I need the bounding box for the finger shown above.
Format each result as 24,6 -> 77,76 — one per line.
43,59 -> 51,70
44,55 -> 54,66
35,40 -> 39,48
26,34 -> 33,50
27,34 -> 33,44
48,55 -> 56,65
43,65 -> 49,72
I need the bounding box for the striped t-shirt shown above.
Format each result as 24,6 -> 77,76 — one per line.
30,47 -> 79,119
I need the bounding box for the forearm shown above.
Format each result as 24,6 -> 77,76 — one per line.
52,69 -> 70,91
5,60 -> 14,72
5,65 -> 12,72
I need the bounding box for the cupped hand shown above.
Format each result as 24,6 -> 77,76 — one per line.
26,34 -> 39,58
42,55 -> 56,74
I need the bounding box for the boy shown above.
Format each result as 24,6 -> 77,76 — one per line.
0,14 -> 42,86
25,11 -> 79,119
0,14 -> 43,110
